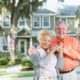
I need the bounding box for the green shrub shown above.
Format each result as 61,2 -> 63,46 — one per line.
14,58 -> 22,64
0,58 -> 9,65
21,59 -> 33,71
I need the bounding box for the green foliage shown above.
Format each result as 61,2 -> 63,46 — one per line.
14,58 -> 22,64
21,58 -> 33,71
0,58 -> 9,65
16,51 -> 25,59
0,0 -> 46,18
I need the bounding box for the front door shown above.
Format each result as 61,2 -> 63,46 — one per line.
18,39 -> 27,56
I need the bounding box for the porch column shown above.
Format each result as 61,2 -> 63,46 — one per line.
30,37 -> 33,47
54,16 -> 55,30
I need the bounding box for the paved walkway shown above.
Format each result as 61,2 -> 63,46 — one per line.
0,77 -> 33,80
0,65 -> 80,80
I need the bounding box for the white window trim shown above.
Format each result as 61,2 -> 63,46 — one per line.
42,16 -> 50,28
33,15 -> 41,28
2,37 -> 8,52
2,17 -> 11,28
18,17 -> 26,28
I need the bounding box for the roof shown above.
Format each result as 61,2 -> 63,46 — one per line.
34,8 -> 55,14
30,30 -> 76,37
57,5 -> 79,16
30,30 -> 56,37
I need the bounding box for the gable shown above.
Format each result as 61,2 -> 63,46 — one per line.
17,29 -> 30,36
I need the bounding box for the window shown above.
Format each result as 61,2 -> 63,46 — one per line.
55,17 -> 60,25
42,16 -> 50,28
60,18 -> 66,24
33,16 -> 41,28
18,17 -> 26,28
67,18 -> 75,32
55,17 -> 66,25
3,37 -> 8,52
3,17 -> 10,28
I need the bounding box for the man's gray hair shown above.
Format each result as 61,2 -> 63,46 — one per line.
56,21 -> 66,25
56,21 -> 67,28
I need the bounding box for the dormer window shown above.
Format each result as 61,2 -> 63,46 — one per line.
18,17 -> 26,28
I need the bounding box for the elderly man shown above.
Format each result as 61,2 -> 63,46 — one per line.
50,21 -> 80,80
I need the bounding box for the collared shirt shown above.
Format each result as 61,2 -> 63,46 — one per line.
50,36 -> 80,71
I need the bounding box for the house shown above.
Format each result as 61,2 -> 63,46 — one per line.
0,1 -> 79,57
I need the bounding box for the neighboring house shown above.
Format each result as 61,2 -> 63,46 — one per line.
0,6 -> 78,56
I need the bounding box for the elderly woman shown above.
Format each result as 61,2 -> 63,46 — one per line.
28,30 -> 64,80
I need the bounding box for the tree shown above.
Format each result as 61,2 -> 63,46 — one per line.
0,0 -> 46,61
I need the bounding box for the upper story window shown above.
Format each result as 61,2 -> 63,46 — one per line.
2,37 -> 8,52
58,0 -> 64,2
3,16 -> 10,28
33,16 -> 41,28
60,18 -> 66,23
42,16 -> 50,28
55,17 -> 67,24
18,17 -> 26,28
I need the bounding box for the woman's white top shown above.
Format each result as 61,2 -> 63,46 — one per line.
30,46 -> 58,80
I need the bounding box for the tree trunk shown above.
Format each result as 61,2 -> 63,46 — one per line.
8,24 -> 18,62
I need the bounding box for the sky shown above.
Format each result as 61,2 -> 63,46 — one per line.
43,0 -> 80,11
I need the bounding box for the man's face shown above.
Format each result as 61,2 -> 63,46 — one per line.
55,23 -> 67,39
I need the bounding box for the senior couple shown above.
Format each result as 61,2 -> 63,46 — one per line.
28,21 -> 80,80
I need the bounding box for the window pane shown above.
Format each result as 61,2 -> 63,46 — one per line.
3,38 -> 8,51
61,18 -> 66,23
34,22 -> 39,27
43,16 -> 49,27
33,16 -> 40,27
3,46 -> 8,51
3,21 -> 9,27
34,16 -> 40,21
55,17 -> 60,25
18,17 -> 26,27
19,21 -> 25,26
3,17 -> 10,27
67,18 -> 75,32
20,41 -> 25,53
44,22 -> 49,26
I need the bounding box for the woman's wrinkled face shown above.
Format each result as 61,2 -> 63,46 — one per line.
39,36 -> 51,50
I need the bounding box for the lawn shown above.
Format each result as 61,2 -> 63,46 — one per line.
0,72 -> 34,78
0,65 -> 7,72
0,65 -> 34,78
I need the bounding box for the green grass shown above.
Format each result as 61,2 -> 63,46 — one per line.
0,65 -> 7,72
0,72 -> 34,78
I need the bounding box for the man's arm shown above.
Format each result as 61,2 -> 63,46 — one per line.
63,38 -> 80,60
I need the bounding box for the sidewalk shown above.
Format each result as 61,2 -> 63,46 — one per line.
0,77 -> 33,80
0,65 -> 80,80
0,64 -> 34,75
